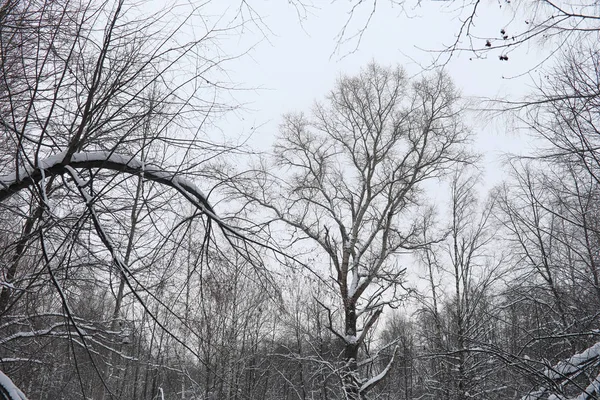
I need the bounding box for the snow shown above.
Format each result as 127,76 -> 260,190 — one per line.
68,152 -> 209,203
0,358 -> 42,364
0,151 -> 216,217
523,341 -> 600,400
0,323 -> 66,345
0,152 -> 67,186
545,342 -> 600,380
0,281 -> 15,289
360,345 -> 398,394
348,270 -> 359,300
345,335 -> 358,344
0,371 -> 28,400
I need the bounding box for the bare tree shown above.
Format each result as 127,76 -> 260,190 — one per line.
227,63 -> 472,399
413,169 -> 508,400
0,0 -> 267,398
487,43 -> 600,399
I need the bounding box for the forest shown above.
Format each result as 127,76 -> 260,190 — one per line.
1,0 -> 600,399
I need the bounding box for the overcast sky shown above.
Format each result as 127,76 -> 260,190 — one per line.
202,1 -> 551,193
187,0 -> 558,295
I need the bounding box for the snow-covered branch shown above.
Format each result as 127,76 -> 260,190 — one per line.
523,341 -> 600,400
0,371 -> 27,400
0,151 -> 215,217
359,344 -> 398,395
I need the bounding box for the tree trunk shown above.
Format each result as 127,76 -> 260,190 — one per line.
343,302 -> 360,399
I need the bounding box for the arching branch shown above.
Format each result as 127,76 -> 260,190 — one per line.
0,151 -> 216,216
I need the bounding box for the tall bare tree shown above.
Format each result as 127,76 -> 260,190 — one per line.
227,63 -> 472,399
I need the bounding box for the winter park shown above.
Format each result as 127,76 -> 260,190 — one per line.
1,0 -> 600,399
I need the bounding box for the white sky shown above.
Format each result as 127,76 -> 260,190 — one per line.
196,0 -> 555,296
211,0 -> 550,188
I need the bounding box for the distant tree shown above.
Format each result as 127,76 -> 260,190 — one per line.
413,169 -> 507,400
376,312 -> 417,400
